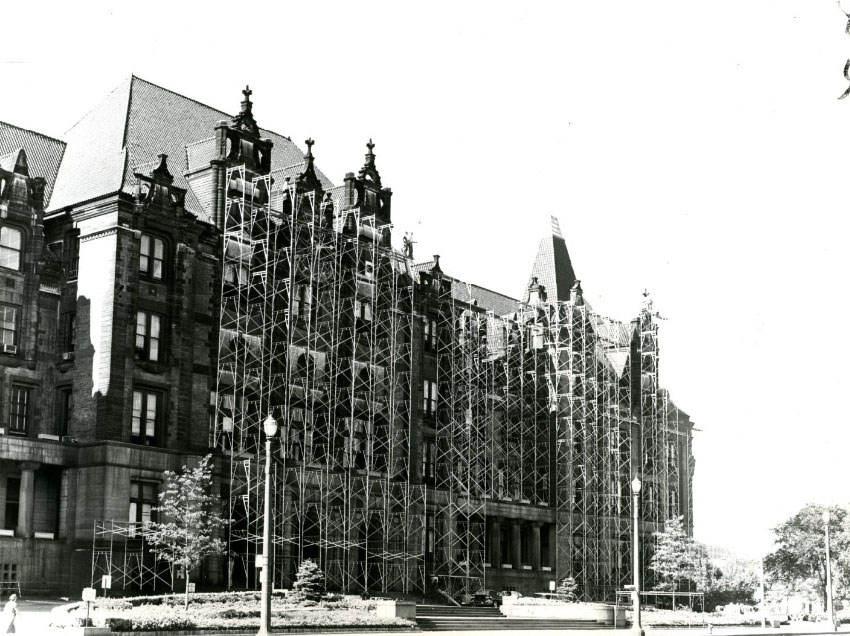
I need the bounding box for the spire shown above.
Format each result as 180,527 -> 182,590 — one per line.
358,138 -> 381,186
523,214 -> 577,303
232,84 -> 260,135
296,138 -> 321,190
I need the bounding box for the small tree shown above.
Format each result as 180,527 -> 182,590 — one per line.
649,516 -> 705,596
556,576 -> 578,602
145,454 -> 226,609
292,559 -> 326,602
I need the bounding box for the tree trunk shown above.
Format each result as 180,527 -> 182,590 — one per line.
185,566 -> 190,611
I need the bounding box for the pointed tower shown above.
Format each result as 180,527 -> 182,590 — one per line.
523,216 -> 577,303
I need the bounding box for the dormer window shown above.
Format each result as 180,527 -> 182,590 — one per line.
139,234 -> 164,280
0,227 -> 22,271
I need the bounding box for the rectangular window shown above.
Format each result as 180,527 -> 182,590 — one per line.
66,233 -> 79,280
56,387 -> 73,437
8,385 -> 30,434
423,379 -> 437,417
354,299 -> 372,322
0,227 -> 21,271
139,234 -> 164,280
0,306 -> 16,348
135,311 -> 162,362
4,478 -> 19,531
129,480 -> 158,526
64,312 -> 76,353
132,390 -> 161,445
426,515 -> 435,556
421,439 -> 436,483
423,318 -> 437,352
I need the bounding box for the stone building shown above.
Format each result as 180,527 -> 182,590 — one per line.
0,76 -> 694,599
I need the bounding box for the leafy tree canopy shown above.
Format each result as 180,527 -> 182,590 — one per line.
145,454 -> 227,608
649,515 -> 706,592
764,503 -> 850,607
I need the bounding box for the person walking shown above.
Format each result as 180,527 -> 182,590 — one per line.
2,593 -> 16,633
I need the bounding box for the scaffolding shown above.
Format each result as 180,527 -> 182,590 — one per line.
90,520 -> 172,592
209,138 -> 689,603
213,156 -> 425,595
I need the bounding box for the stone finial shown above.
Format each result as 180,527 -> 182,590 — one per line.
431,254 -> 442,274
305,138 -> 315,158
151,154 -> 173,182
358,138 -> 381,186
570,280 -> 584,306
232,84 -> 260,135
527,276 -> 547,305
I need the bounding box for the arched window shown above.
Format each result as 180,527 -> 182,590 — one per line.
0,227 -> 22,271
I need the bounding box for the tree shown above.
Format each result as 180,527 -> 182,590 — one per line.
292,559 -> 326,602
703,559 -> 760,610
649,516 -> 705,596
145,454 -> 227,609
555,576 -> 578,602
764,504 -> 850,610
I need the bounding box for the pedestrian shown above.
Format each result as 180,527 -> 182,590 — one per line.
2,593 -> 16,633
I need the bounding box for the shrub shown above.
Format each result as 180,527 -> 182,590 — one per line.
292,559 -> 326,602
556,576 -> 578,602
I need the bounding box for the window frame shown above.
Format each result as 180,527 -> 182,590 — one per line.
131,388 -> 163,446
4,477 -> 20,531
63,311 -> 76,354
8,384 -> 31,435
0,226 -> 22,272
139,233 -> 165,281
135,309 -> 163,362
423,317 -> 438,353
0,304 -> 18,348
129,479 -> 159,526
56,386 -> 73,437
422,379 -> 438,418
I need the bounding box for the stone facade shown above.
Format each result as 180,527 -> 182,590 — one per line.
0,77 -> 695,600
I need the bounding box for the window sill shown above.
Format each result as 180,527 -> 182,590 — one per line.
135,358 -> 166,374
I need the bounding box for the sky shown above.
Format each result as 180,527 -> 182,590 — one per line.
2,0 -> 849,558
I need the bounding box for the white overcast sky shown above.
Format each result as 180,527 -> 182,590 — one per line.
2,1 -> 849,558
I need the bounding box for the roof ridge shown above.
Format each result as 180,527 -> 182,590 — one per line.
0,120 -> 66,147
63,75 -> 133,136
131,75 -> 294,143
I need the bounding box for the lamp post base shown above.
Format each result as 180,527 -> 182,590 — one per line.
631,628 -> 645,636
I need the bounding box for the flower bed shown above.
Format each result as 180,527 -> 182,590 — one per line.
49,593 -> 415,632
641,608 -> 762,627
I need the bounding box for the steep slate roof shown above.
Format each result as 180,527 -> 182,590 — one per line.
523,216 -> 577,302
48,76 -> 333,220
413,260 -> 520,317
0,122 -> 66,202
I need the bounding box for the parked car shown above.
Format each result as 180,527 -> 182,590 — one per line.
463,590 -> 501,607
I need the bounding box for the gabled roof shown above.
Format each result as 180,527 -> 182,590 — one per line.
0,121 -> 66,202
523,216 -> 577,302
48,76 -> 333,220
413,260 -> 520,317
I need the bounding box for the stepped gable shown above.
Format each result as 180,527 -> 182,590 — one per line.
48,75 -> 333,220
0,122 -> 66,202
523,215 -> 577,303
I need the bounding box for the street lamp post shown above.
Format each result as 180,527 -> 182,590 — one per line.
823,510 -> 835,632
631,477 -> 644,636
258,414 -> 278,636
